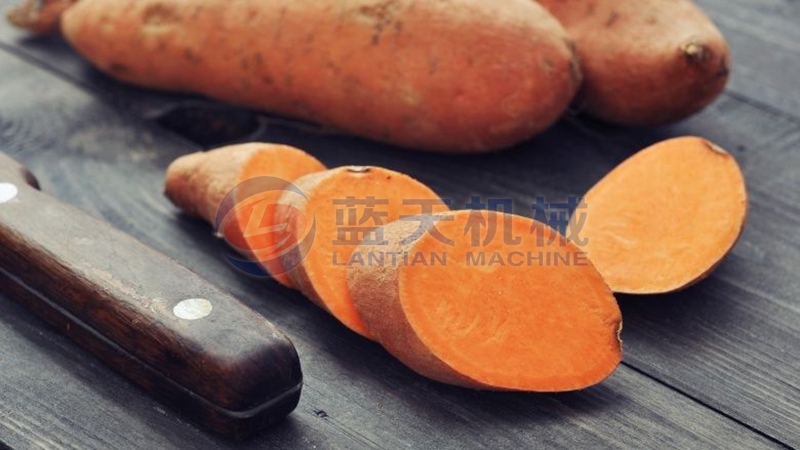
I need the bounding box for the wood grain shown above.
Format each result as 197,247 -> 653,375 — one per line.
0,0 -> 797,447
696,0 -> 800,119
0,154 -> 303,438
1,0 -> 798,124
0,41 -> 785,450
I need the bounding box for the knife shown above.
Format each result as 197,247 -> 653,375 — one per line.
0,152 -> 302,439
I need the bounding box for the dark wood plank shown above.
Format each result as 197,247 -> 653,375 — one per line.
0,39 -> 783,450
0,152 -> 304,438
2,294 -> 781,450
618,95 -> 800,444
246,86 -> 800,447
2,0 -> 798,124
696,0 -> 800,119
0,297 -> 357,450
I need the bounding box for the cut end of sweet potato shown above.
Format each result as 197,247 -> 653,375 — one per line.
164,142 -> 326,288
277,166 -> 448,339
349,211 -> 622,391
570,136 -> 748,294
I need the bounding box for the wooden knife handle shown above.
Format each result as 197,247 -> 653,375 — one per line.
0,153 -> 302,439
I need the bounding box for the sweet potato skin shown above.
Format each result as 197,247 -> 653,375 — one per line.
61,0 -> 581,152
275,166 -> 448,338
164,143 -> 325,224
537,0 -> 730,126
165,148 -> 255,226
349,211 -> 623,391
568,137 -> 748,294
164,143 -> 326,288
272,170 -> 336,311
347,218 -> 483,388
7,0 -> 78,34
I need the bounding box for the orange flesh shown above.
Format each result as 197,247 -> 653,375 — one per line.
164,143 -> 325,289
570,136 -> 747,294
162,144 -> 326,288
234,149 -> 326,287
299,168 -> 448,338
229,196 -> 309,286
402,212 -> 622,391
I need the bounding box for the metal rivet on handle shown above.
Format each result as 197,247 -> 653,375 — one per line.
173,298 -> 213,321
0,183 -> 19,203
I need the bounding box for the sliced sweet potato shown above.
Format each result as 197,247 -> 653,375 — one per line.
165,142 -> 326,287
348,210 -> 622,391
569,136 -> 747,294
277,166 -> 448,338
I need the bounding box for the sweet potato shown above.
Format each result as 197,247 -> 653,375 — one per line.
568,137 -> 747,294
165,143 -> 326,287
7,0 -> 77,34
348,210 -> 622,391
277,166 -> 448,338
60,0 -> 581,153
537,0 -> 730,126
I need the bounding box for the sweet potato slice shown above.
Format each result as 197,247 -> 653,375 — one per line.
569,136 -> 747,294
348,210 -> 622,391
164,143 -> 326,287
277,166 -> 448,338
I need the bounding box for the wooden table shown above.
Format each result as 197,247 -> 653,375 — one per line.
0,1 -> 797,448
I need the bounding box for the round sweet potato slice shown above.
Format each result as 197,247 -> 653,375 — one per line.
349,210 -> 622,391
277,166 -> 449,338
569,136 -> 748,294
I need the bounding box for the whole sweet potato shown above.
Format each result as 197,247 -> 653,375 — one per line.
60,0 -> 581,152
537,0 -> 730,126
7,0 -> 77,34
